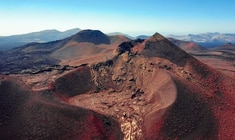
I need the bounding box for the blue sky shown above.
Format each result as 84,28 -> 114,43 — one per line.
1,0 -> 235,36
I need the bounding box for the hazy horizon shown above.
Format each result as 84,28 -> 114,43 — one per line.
1,0 -> 235,36
1,27 -> 235,38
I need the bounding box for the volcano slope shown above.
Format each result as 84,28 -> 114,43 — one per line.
50,33 -> 235,139
1,32 -> 235,140
0,75 -> 123,140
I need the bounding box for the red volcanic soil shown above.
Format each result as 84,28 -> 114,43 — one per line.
0,75 -> 123,140
151,77 -> 218,140
53,66 -> 95,98
1,32 -> 235,139
50,33 -> 235,139
193,57 -> 235,79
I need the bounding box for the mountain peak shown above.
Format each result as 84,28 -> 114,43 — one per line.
71,30 -> 110,45
147,32 -> 166,42
143,32 -> 193,66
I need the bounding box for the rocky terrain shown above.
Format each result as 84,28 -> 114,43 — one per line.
0,30 -> 235,139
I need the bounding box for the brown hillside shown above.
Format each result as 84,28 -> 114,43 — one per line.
1,32 -> 234,139
50,33 -> 235,139
0,75 -> 123,140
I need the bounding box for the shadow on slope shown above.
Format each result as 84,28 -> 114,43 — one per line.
0,75 -> 123,140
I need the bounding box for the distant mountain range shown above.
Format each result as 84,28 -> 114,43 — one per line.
110,32 -> 235,48
167,38 -> 208,53
0,28 -> 81,50
107,32 -> 134,39
2,29 -> 235,50
136,35 -> 149,40
168,32 -> 235,48
132,32 -> 235,48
